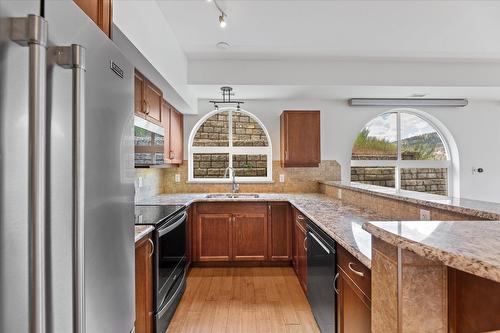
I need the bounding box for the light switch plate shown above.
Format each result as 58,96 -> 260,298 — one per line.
338,189 -> 342,199
137,177 -> 143,188
175,174 -> 181,183
279,174 -> 285,183
420,209 -> 431,221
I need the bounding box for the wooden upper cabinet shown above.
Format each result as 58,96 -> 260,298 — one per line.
268,203 -> 292,261
144,80 -> 162,125
233,212 -> 268,261
135,234 -> 154,333
168,107 -> 184,164
134,70 -> 163,126
74,0 -> 112,37
134,71 -> 146,115
280,111 -> 321,167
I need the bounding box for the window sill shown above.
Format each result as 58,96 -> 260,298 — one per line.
186,180 -> 275,184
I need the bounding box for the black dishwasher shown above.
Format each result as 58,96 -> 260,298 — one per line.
307,221 -> 336,333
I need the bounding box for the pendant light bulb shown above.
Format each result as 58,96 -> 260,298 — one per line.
219,14 -> 227,28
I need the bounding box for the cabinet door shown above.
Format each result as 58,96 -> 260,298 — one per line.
134,71 -> 146,116
296,222 -> 308,292
169,108 -> 183,164
233,213 -> 268,261
337,268 -> 371,333
268,203 -> 291,261
196,213 -> 232,261
144,80 -> 162,125
161,99 -> 171,161
74,0 -> 112,37
135,235 -> 154,333
281,111 -> 321,167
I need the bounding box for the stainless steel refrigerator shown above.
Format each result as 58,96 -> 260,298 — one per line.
1,1 -> 135,332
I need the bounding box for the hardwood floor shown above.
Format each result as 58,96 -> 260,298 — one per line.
167,267 -> 320,333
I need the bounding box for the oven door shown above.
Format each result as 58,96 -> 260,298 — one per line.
155,211 -> 187,306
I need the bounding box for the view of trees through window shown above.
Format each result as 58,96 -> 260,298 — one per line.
351,111 -> 450,196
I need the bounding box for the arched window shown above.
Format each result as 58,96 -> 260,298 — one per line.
188,108 -> 272,182
351,110 -> 453,196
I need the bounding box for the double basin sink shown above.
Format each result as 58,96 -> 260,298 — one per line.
205,193 -> 260,199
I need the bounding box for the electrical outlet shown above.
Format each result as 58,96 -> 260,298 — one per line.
338,189 -> 342,199
279,174 -> 285,183
137,177 -> 143,188
420,209 -> 431,221
175,174 -> 181,183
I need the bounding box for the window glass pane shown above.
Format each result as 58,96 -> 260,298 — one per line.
192,111 -> 229,147
401,168 -> 448,195
351,167 -> 395,188
232,111 -> 269,147
400,113 -> 447,160
232,154 -> 268,177
352,113 -> 397,160
193,153 -> 229,178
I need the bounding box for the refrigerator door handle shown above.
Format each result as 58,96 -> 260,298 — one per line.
10,14 -> 48,333
51,44 -> 87,333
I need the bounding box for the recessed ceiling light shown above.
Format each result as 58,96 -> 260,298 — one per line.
411,93 -> 428,98
216,41 -> 230,50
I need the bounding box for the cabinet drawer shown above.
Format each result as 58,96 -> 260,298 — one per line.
337,245 -> 371,298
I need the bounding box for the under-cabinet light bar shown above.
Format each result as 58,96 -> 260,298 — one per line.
348,98 -> 468,107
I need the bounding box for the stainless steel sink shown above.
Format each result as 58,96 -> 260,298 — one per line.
205,193 -> 260,199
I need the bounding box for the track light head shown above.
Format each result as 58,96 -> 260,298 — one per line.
219,14 -> 227,28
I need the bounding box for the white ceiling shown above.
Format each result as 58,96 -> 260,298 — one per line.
191,85 -> 500,101
157,0 -> 500,61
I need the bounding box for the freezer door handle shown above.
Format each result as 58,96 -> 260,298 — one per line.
11,14 -> 48,333
51,44 -> 87,333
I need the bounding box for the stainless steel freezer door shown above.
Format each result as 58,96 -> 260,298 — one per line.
44,1 -> 135,333
0,1 -> 43,333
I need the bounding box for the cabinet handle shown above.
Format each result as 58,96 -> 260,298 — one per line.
143,100 -> 150,114
333,273 -> 339,294
348,262 -> 365,277
303,237 -> 307,252
148,238 -> 154,258
297,215 -> 304,220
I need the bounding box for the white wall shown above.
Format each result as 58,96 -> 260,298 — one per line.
113,0 -> 197,114
184,99 -> 500,203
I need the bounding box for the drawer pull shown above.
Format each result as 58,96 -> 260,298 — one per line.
333,273 -> 339,295
297,215 -> 304,220
348,262 -> 365,277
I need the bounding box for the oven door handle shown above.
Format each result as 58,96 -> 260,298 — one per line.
158,212 -> 187,237
156,268 -> 187,318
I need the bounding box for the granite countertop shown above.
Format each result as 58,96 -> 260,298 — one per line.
135,225 -> 154,243
137,193 -> 386,268
322,181 -> 500,221
363,220 -> 500,283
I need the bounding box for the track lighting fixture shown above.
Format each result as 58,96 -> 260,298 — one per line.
219,14 -> 227,28
208,0 -> 227,28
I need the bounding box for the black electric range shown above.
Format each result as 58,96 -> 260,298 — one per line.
134,204 -> 185,226
135,204 -> 187,333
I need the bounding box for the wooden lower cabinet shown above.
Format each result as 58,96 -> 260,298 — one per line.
196,213 -> 232,261
448,267 -> 500,333
337,268 -> 371,333
193,202 -> 283,263
336,245 -> 371,333
295,221 -> 308,292
233,212 -> 268,261
135,234 -> 154,333
268,203 -> 292,261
